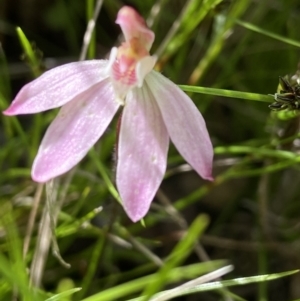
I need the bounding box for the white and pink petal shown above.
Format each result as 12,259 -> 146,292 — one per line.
116,84 -> 169,222
3,60 -> 109,115
146,71 -> 214,181
136,56 -> 157,88
32,78 -> 119,182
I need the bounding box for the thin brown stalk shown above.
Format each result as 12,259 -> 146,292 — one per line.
23,183 -> 44,259
79,0 -> 104,61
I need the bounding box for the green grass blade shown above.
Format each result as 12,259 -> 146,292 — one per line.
45,288 -> 82,301
88,147 -> 122,205
141,215 -> 209,300
236,19 -> 300,48
80,261 -> 225,301
0,93 -> 31,152
0,202 -> 41,301
86,0 -> 96,59
56,207 -> 103,238
15,27 -> 42,77
15,27 -> 44,159
75,236 -> 105,300
176,270 -> 299,295
0,44 -> 11,99
129,270 -> 299,300
160,0 -> 223,59
189,0 -> 251,83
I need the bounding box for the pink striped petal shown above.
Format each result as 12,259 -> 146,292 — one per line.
146,71 -> 214,181
117,85 -> 169,222
3,60 -> 109,115
32,78 -> 119,182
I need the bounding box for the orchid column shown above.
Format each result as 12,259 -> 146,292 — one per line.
3,6 -> 214,222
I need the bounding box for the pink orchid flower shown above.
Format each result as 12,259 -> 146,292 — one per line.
3,6 -> 213,222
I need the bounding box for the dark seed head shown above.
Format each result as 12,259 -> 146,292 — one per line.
269,76 -> 300,111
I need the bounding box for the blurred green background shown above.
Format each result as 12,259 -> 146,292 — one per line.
1,0 -> 300,300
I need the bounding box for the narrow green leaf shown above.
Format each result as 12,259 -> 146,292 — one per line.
223,159 -> 300,178
236,19 -> 300,48
80,261 -> 226,301
214,145 -> 297,160
56,207 -> 103,238
86,0 -> 96,59
0,45 -> 11,99
15,27 -> 41,77
141,215 -> 209,300
189,0 -> 251,83
178,270 -> 299,295
160,0 -> 223,58
179,85 -> 273,102
88,147 -> 122,204
0,91 -> 31,153
76,236 -> 105,299
129,270 -> 298,301
0,203 -> 39,301
45,288 -> 82,301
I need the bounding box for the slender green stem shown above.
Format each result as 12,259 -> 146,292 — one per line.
180,85 -> 273,102
88,148 -> 122,204
236,19 -> 300,48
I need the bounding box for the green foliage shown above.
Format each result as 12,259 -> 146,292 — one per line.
1,0 -> 300,300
